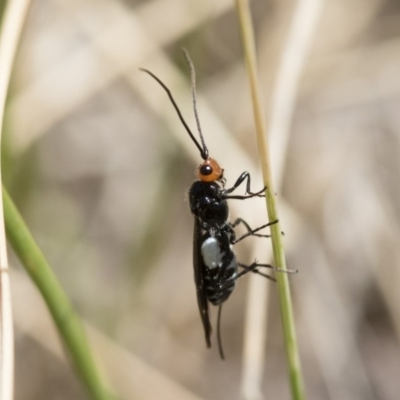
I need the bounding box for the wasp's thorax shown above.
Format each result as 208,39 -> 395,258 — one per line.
190,158 -> 228,229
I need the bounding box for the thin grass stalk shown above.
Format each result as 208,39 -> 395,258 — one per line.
0,1 -> 32,399
2,186 -> 112,400
0,1 -> 111,398
235,1 -> 305,399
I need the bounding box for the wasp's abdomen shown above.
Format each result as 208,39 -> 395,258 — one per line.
201,237 -> 237,305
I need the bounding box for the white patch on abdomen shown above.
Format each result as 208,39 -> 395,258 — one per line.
201,237 -> 224,269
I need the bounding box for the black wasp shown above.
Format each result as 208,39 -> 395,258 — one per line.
141,50 -> 289,359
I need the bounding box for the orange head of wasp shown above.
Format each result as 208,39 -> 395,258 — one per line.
197,158 -> 224,182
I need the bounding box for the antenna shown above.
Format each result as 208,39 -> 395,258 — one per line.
182,48 -> 209,159
140,68 -> 208,160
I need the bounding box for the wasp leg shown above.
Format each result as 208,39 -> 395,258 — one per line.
241,262 -> 298,275
220,262 -> 277,290
231,218 -> 278,243
229,262 -> 298,286
222,172 -> 266,198
237,262 -> 276,282
216,305 -> 225,360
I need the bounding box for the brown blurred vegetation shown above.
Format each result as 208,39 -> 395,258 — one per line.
4,0 -> 400,399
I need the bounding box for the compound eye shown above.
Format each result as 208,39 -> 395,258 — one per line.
198,158 -> 223,182
200,164 -> 213,176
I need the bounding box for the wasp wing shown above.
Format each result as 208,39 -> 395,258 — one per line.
193,218 -> 212,348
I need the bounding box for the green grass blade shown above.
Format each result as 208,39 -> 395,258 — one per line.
3,185 -> 112,400
235,1 -> 306,399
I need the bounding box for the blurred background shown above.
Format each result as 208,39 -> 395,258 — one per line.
3,0 -> 400,399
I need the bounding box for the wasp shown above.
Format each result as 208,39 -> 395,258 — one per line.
141,50 -> 291,358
